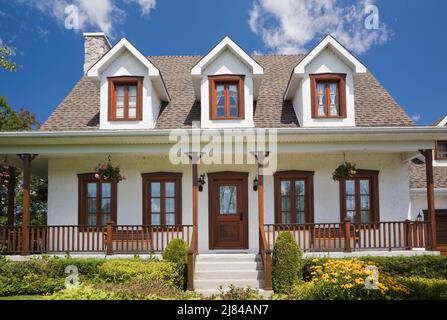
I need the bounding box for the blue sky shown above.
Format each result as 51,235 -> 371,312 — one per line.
0,0 -> 445,125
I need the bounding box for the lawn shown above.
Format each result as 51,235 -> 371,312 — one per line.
0,295 -> 46,300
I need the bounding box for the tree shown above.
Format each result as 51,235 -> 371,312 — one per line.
0,45 -> 19,72
0,97 -> 40,131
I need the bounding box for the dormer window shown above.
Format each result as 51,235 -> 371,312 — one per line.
209,75 -> 245,120
435,141 -> 447,160
310,73 -> 346,119
108,76 -> 143,121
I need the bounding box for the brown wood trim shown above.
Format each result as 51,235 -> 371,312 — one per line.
338,169 -> 380,223
108,76 -> 143,122
435,141 -> 447,161
310,73 -> 347,119
141,172 -> 183,226
208,75 -> 245,120
78,173 -> 117,226
273,171 -> 315,224
208,172 -> 249,249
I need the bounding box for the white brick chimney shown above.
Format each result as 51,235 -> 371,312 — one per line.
83,32 -> 112,74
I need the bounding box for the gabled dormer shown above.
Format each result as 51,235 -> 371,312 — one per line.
284,35 -> 367,127
191,36 -> 263,128
85,34 -> 169,129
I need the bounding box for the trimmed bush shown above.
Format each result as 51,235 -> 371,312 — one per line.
289,259 -> 409,300
399,277 -> 447,300
98,259 -> 183,289
272,232 -> 303,293
162,239 -> 189,266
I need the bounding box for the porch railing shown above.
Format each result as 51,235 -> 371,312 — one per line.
263,220 -> 432,252
0,224 -> 194,255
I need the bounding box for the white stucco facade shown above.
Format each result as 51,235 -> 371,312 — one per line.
47,152 -> 411,253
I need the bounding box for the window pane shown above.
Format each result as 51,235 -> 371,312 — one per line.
116,86 -> 125,97
281,196 -> 290,212
217,107 -> 225,117
282,212 -> 291,224
317,83 -> 326,116
128,85 -> 137,97
296,195 -> 305,212
116,107 -> 124,119
361,211 -> 370,223
88,183 -> 97,197
151,214 -> 160,225
346,211 -> 355,221
165,198 -> 175,213
165,182 -> 175,197
229,84 -> 238,117
360,180 -> 370,194
346,195 -> 355,211
103,213 -> 111,225
281,180 -> 290,196
101,198 -> 111,214
128,107 -> 136,118
438,142 -> 447,158
88,213 -> 96,226
151,182 -> 160,197
329,83 -> 338,116
360,195 -> 370,210
296,211 -> 305,224
216,85 -> 225,106
345,180 -> 355,195
219,186 -> 237,214
102,183 -> 111,198
151,198 -> 160,213
88,198 -> 96,214
116,96 -> 124,107
295,180 -> 305,196
166,213 -> 175,225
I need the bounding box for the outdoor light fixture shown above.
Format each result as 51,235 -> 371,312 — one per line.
417,212 -> 423,222
253,177 -> 259,191
198,173 -> 206,192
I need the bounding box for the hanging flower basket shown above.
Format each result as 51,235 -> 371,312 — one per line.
0,159 -> 20,186
94,156 -> 125,183
332,162 -> 357,181
198,173 -> 206,192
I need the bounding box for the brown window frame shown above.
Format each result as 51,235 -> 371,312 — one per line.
209,74 -> 245,120
78,173 -> 117,226
435,141 -> 447,160
310,73 -> 347,119
339,170 -> 380,223
108,76 -> 143,121
142,172 -> 182,226
274,171 -> 314,224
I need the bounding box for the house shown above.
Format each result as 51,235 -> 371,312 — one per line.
410,115 -> 447,254
1,33 -> 447,292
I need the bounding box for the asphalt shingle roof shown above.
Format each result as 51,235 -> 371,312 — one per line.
40,54 -> 414,131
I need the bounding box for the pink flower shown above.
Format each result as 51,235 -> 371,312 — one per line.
94,173 -> 100,179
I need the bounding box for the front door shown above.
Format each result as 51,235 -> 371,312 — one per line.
208,172 -> 248,249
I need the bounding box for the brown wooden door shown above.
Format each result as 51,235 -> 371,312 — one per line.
208,172 -> 248,249
424,209 -> 447,245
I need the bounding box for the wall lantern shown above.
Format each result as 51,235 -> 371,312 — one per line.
253,177 -> 259,191
198,174 -> 206,192
417,212 -> 423,222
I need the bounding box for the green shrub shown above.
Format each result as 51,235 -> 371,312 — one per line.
163,239 -> 189,266
98,259 -> 183,289
272,232 -> 303,293
399,277 -> 447,300
49,285 -> 120,300
289,259 -> 409,300
211,285 -> 262,300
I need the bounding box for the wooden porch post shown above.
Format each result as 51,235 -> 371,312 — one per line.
424,149 -> 437,249
19,154 -> 36,256
191,152 -> 199,252
257,153 -> 265,234
7,177 -> 16,226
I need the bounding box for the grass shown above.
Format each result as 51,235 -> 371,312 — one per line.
0,295 -> 46,300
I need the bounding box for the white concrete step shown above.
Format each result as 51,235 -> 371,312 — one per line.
196,253 -> 261,263
195,288 -> 273,298
195,261 -> 263,271
194,279 -> 265,290
195,270 -> 263,280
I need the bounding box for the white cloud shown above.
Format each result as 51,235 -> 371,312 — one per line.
13,0 -> 156,36
249,0 -> 390,54
411,115 -> 421,122
126,0 -> 156,16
